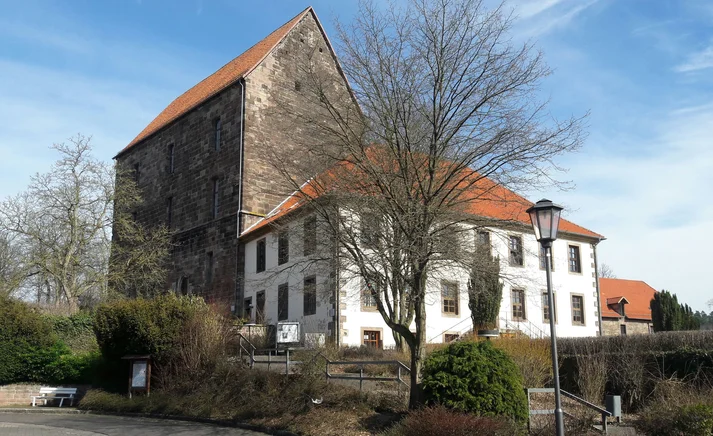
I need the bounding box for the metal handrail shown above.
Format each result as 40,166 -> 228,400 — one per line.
526,388 -> 612,434
240,347 -> 412,392
428,317 -> 473,342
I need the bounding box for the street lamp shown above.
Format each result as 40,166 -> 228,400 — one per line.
526,199 -> 565,436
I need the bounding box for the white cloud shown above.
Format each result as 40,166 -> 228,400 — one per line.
675,43 -> 713,72
539,103 -> 713,310
516,0 -> 568,19
512,0 -> 600,37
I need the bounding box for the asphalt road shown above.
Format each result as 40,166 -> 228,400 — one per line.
0,413 -> 270,436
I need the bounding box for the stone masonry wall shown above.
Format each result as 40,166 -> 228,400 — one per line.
114,11 -> 355,311
115,83 -> 243,307
241,11 -> 353,230
0,384 -> 41,406
602,318 -> 653,336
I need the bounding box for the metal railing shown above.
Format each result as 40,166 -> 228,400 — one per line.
526,388 -> 612,434
428,317 -> 473,343
237,335 -> 411,392
503,315 -> 548,339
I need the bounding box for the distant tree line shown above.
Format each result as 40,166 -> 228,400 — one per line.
650,290 -> 700,332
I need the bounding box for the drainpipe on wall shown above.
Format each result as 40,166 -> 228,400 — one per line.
593,239 -> 604,336
333,216 -> 341,347
234,79 -> 246,316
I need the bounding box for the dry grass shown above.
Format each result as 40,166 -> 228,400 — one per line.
488,336 -> 553,388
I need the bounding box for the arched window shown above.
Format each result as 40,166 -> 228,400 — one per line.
214,118 -> 222,151
179,277 -> 189,296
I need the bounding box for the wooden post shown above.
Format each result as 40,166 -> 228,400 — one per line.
286,349 -> 290,375
359,366 -> 364,392
397,365 -> 401,394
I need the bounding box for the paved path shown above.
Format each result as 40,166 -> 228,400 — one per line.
0,413 -> 269,436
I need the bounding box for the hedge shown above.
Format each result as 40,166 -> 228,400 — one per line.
558,331 -> 713,411
0,296 -> 58,384
92,294 -> 214,391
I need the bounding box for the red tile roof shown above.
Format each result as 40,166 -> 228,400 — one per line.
116,7 -> 313,157
241,159 -> 604,241
600,278 -> 657,321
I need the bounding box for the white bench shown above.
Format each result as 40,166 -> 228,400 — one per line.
31,387 -> 77,407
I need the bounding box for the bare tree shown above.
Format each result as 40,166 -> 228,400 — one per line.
107,164 -> 173,299
0,231 -> 27,297
264,0 -> 585,408
598,263 -> 616,279
0,135 -> 172,311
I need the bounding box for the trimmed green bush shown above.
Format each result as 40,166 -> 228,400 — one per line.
636,403 -> 713,436
45,312 -> 98,353
422,340 -> 528,422
0,296 -> 58,384
92,295 -> 217,391
93,294 -> 208,366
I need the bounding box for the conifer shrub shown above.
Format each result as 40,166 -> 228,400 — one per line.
422,340 -> 528,422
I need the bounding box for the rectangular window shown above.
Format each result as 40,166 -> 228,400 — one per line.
256,238 -> 266,273
303,216 -> 317,256
620,324 -> 627,335
243,297 -> 252,320
569,245 -> 581,273
212,178 -> 220,219
444,333 -> 459,343
168,144 -> 175,174
303,276 -> 317,316
206,252 -> 214,285
542,292 -> 557,323
442,281 -> 459,315
512,289 -> 526,321
133,163 -> 140,183
278,283 -> 288,321
256,291 -> 266,324
509,235 -> 524,266
360,213 -> 382,247
166,197 -> 173,227
363,330 -> 381,349
361,281 -> 378,311
571,295 -> 585,325
477,231 -> 491,255
539,246 -> 554,271
214,117 -> 222,151
278,230 -> 289,265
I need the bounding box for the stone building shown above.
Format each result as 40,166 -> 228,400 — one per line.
115,6 -> 607,345
113,7 -> 353,309
599,278 -> 656,335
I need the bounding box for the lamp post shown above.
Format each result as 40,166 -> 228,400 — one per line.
526,199 -> 565,436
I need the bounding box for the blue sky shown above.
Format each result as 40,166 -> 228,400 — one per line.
1,0 -> 712,310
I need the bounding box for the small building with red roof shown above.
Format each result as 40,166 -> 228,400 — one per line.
599,278 -> 656,335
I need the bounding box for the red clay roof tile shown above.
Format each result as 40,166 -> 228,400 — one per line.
600,278 -> 657,321
116,7 -> 312,157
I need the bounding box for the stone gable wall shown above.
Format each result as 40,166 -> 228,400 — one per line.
115,84 -> 243,306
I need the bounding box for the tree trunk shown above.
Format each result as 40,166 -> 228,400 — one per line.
408,298 -> 428,409
393,330 -> 405,352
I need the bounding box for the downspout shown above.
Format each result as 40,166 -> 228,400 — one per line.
593,239 -> 604,336
235,79 -> 246,316
333,213 -> 341,347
